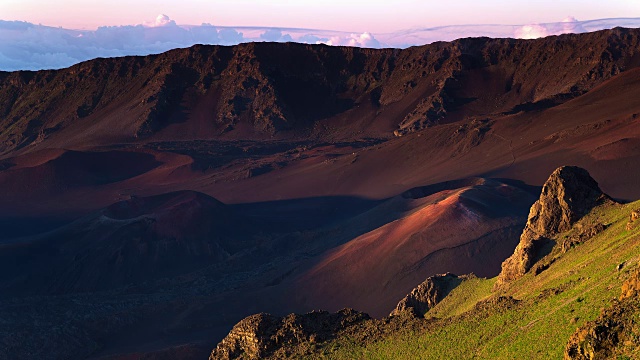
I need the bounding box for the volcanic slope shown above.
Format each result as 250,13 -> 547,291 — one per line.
290,178 -> 535,317
0,177 -> 535,360
211,167 -> 640,360
0,191 -> 255,295
3,29 -> 640,225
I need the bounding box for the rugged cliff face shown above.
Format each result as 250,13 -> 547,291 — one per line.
2,27 -> 640,154
495,166 -> 608,287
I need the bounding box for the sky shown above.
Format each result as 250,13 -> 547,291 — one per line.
2,0 -> 640,32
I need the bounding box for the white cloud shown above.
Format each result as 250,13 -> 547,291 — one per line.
514,24 -> 549,39
144,14 -> 177,28
514,16 -> 592,39
560,16 -> 586,34
297,34 -> 324,44
320,32 -> 381,48
218,28 -> 244,45
0,19 -> 247,71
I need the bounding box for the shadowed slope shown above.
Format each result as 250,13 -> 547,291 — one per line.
0,149 -> 161,198
291,178 -> 535,317
0,191 -> 248,295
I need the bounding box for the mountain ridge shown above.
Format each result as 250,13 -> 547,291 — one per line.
2,27 -> 640,156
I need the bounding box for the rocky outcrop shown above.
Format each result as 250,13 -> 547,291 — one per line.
561,222 -> 606,252
394,82 -> 453,136
210,309 -> 370,360
625,209 -> 640,230
390,273 -> 461,317
620,268 -> 640,300
495,166 -> 607,287
564,269 -> 640,359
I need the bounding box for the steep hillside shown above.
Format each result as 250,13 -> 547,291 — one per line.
2,28 -> 640,225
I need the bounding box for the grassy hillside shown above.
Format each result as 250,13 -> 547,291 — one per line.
315,200 -> 640,359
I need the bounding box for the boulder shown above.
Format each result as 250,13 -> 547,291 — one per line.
390,273 -> 461,317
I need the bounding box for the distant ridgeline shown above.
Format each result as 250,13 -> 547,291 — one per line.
2,27 -> 640,155
2,17 -> 640,70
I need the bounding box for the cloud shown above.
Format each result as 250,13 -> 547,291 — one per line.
218,28 -> 244,45
514,16 -> 590,40
259,29 -> 293,42
144,14 -> 176,28
514,24 -> 548,39
297,34 -> 324,44
190,23 -> 220,44
0,17 -> 248,71
320,32 -> 381,48
560,16 -> 586,34
1,16 -> 640,71
0,20 -> 33,31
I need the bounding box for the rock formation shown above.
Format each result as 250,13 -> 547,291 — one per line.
561,222 -> 606,253
495,166 -> 606,287
620,268 -> 640,300
564,269 -> 640,359
210,309 -> 370,360
390,273 -> 461,317
625,209 -> 640,230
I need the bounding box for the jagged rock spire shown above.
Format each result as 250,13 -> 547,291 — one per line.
495,166 -> 606,287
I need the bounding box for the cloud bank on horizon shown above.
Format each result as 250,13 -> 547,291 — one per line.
1,15 -> 640,71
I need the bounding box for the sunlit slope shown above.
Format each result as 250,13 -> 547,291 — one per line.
323,200 -> 640,359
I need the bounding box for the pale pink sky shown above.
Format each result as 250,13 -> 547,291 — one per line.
2,0 -> 639,32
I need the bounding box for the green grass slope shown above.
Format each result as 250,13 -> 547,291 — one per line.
317,200 -> 640,359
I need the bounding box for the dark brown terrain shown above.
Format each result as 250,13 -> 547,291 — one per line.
2,27 -> 640,359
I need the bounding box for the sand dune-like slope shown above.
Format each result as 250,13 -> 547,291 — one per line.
291,179 -> 534,317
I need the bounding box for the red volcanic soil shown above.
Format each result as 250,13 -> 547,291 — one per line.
200,67 -> 640,205
0,149 -> 161,214
2,29 -> 640,219
288,179 -> 534,317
